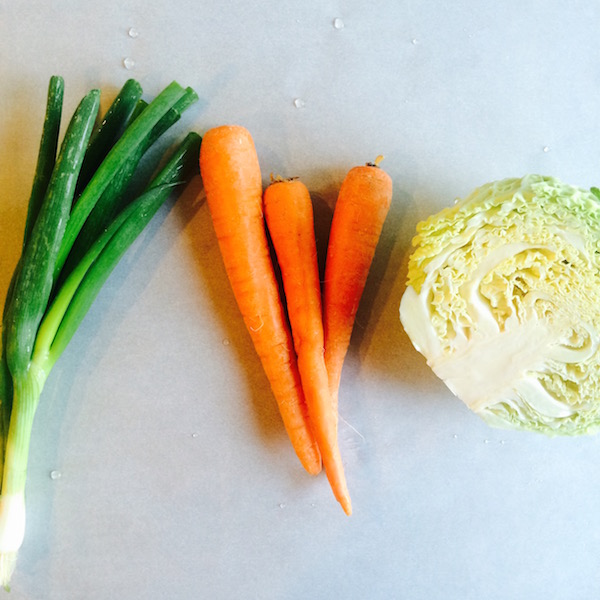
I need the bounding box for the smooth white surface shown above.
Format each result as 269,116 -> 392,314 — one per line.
2,1 -> 600,599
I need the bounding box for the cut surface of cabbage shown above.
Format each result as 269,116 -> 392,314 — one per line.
400,175 -> 600,435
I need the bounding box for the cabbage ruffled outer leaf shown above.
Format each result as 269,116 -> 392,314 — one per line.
400,175 -> 600,435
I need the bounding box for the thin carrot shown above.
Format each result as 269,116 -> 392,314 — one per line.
199,125 -> 321,476
323,157 -> 393,411
264,177 -> 352,516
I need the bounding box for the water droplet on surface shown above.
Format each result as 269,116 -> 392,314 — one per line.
50,470 -> 61,480
453,434 -> 458,439
412,38 -> 419,45
128,27 -> 139,38
484,439 -> 490,444
543,146 -> 550,153
123,57 -> 135,70
222,338 -> 230,346
278,503 -> 286,509
293,98 -> 305,109
333,17 -> 344,30
191,432 -> 199,438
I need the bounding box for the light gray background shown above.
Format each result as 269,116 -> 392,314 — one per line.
1,1 -> 600,598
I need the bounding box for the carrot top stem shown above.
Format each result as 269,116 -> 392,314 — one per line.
367,155 -> 385,168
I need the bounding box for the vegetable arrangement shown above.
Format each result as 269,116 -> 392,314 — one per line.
0,76 -> 200,588
200,125 -> 392,514
400,175 -> 600,436
11,68 -> 596,589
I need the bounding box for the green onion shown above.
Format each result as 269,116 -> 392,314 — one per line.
0,77 -> 199,589
0,75 -> 66,489
62,86 -> 199,275
22,76 -> 65,247
4,87 -> 101,379
54,80 -> 190,278
35,132 -> 201,368
76,78 -> 144,194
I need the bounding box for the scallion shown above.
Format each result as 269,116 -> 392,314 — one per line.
0,76 -> 199,588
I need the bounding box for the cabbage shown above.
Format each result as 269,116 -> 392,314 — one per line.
399,174 -> 600,435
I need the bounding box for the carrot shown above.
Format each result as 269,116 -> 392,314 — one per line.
264,177 -> 352,516
199,125 -> 321,476
323,158 -> 393,411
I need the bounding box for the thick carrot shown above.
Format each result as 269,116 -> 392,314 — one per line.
323,159 -> 393,411
199,125 -> 321,476
264,177 -> 352,516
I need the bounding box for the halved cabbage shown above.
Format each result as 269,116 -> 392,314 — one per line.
400,174 -> 600,435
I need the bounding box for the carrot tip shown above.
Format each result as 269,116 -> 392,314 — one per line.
340,496 -> 352,516
304,459 -> 323,476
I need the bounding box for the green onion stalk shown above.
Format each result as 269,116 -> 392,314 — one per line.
0,76 -> 201,588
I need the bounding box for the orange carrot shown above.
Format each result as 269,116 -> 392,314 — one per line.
264,177 -> 352,516
199,125 -> 321,476
323,158 -> 393,411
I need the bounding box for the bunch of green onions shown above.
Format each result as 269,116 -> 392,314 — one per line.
0,76 -> 200,587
